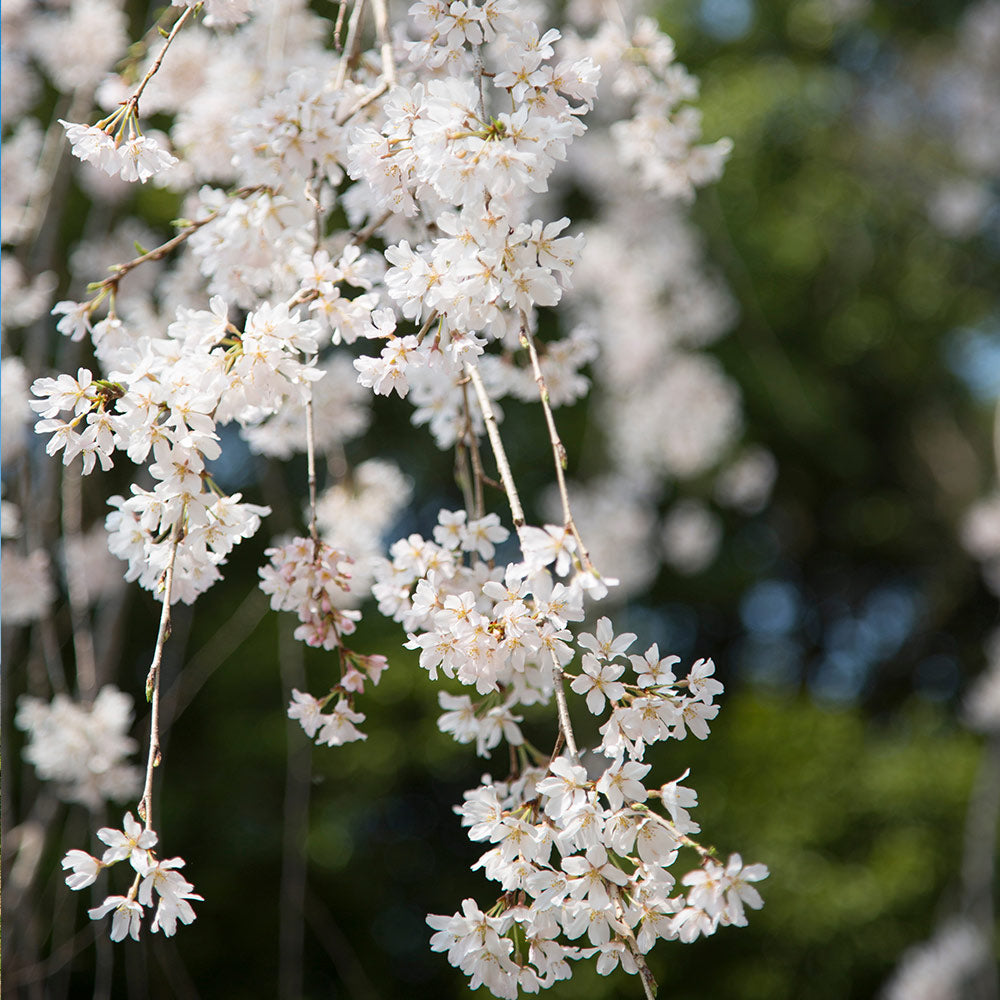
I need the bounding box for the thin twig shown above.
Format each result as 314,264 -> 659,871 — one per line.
333,0 -> 348,49
302,167 -> 324,550
608,887 -> 658,1000
520,316 -> 595,574
548,727 -> 565,763
471,0 -> 488,122
466,356 -> 583,757
547,647 -> 579,760
94,211 -> 218,296
334,0 -> 367,91
61,467 -> 98,700
459,379 -> 485,519
467,414 -> 487,520
454,427 -> 476,521
138,520 -> 182,832
86,185 -> 268,307
285,287 -> 321,311
415,310 -> 440,343
303,166 -> 325,255
335,80 -> 389,126
351,209 -> 393,245
464,362 -> 525,530
131,5 -> 196,109
370,0 -> 397,89
306,392 -> 321,550
638,958 -> 658,998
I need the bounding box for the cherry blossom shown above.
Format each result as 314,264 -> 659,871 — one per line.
61,812 -> 201,943
20,0 -> 770,991
60,120 -> 177,183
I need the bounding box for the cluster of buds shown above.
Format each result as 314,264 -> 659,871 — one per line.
260,536 -> 388,746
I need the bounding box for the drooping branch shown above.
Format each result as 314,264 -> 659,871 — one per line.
130,4 -> 196,110
464,361 -> 526,531
520,315 -> 596,576
138,519 -> 182,832
547,647 -> 580,761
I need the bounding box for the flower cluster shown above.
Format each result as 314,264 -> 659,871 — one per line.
29,294 -> 339,602
430,754 -> 767,993
259,536 -> 359,650
62,813 -> 202,940
260,536 -> 388,745
336,14 -> 600,445
372,510 -> 767,993
60,119 -> 177,184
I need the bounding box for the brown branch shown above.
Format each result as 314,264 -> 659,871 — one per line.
94,211 -> 218,296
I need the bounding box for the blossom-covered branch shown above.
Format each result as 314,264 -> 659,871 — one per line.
9,0 -> 770,991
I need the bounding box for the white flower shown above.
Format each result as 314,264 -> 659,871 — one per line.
117,134 -> 178,183
52,299 -> 93,340
30,367 -> 97,419
1,548 -> 56,626
596,759 -> 649,812
635,818 -> 680,867
288,689 -> 326,738
88,895 -> 144,942
594,938 -> 639,976
477,704 -> 523,757
59,120 -> 177,183
354,335 -> 421,398
151,892 -> 201,936
437,691 -> 480,745
62,850 -> 104,890
536,756 -> 589,819
630,643 -> 680,688
519,524 -> 576,576
316,700 -> 367,746
717,853 -> 768,926
138,856 -> 203,936
1,356 -> 31,465
433,509 -> 467,550
561,843 -> 629,909
15,686 -> 140,807
59,121 -> 118,171
570,654 -> 626,715
97,812 -> 157,870
674,697 -> 719,740
578,617 -> 637,662
461,513 -> 509,559
457,784 -> 505,842
201,0 -> 254,28
659,769 -> 700,832
686,657 -> 723,703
